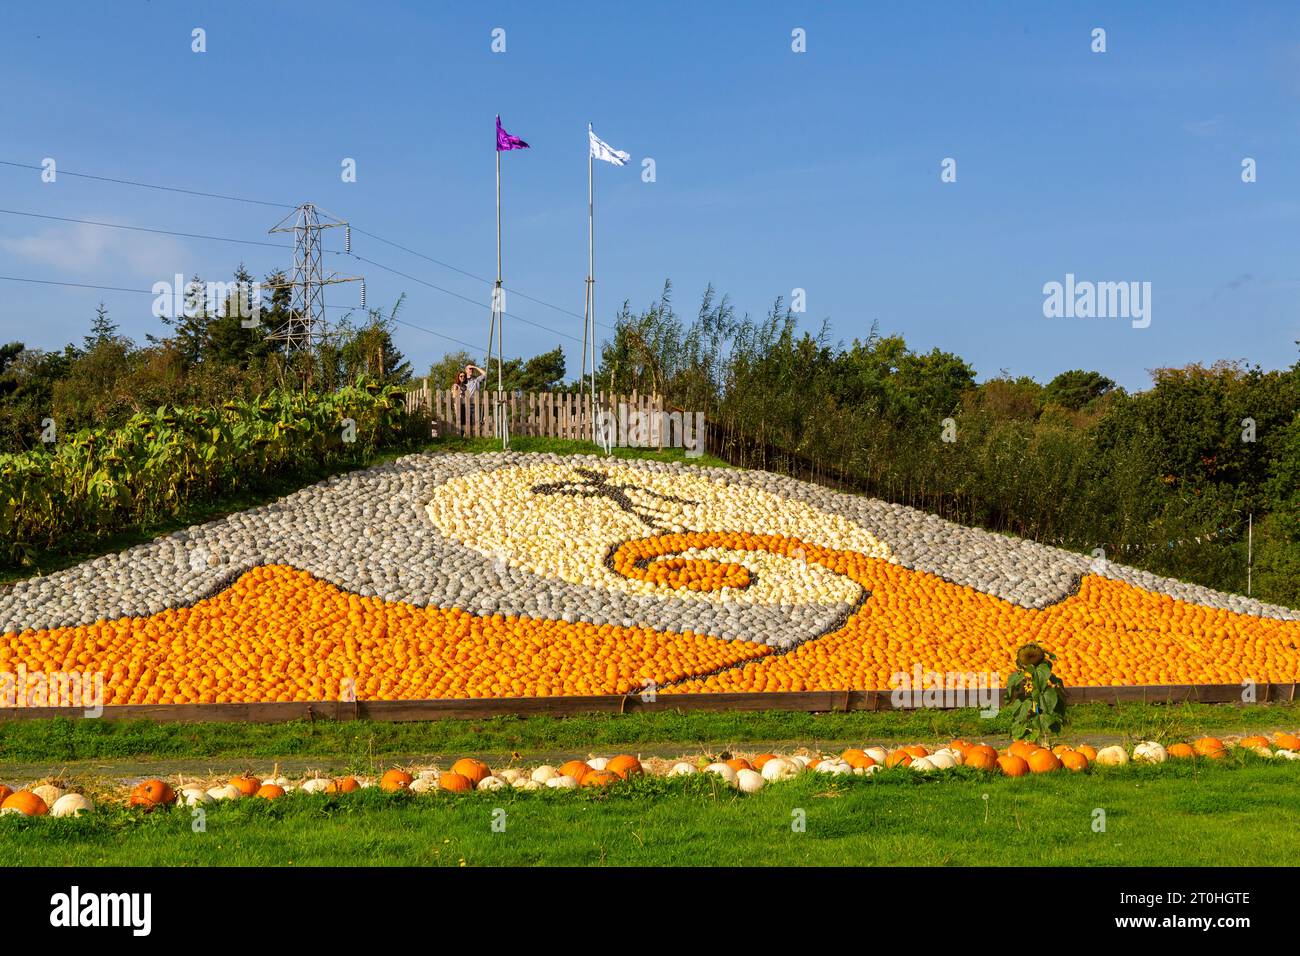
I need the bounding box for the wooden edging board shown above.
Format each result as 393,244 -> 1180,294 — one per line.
0,683 -> 1294,724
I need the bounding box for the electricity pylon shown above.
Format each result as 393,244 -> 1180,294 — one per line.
266,203 -> 362,352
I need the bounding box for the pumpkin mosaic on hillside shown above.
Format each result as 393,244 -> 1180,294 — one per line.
0,455 -> 1297,706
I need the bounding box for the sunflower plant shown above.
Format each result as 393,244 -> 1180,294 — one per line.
1005,642 -> 1066,744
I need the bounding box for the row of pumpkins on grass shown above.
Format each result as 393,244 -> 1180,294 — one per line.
4,732 -> 1298,817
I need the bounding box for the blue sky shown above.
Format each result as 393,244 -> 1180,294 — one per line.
2,1 -> 1299,390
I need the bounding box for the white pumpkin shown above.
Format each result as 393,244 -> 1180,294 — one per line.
1095,745 -> 1129,766
530,765 -> 560,783
815,760 -> 852,776
264,775 -> 290,788
864,747 -> 888,765
667,762 -> 697,777
415,768 -> 441,781
513,779 -> 543,791
703,762 -> 738,784
735,769 -> 765,792
31,784 -> 65,806
477,775 -> 507,791
586,757 -> 609,772
788,755 -> 811,770
179,787 -> 212,807
928,751 -> 958,770
1133,741 -> 1168,764
760,758 -> 799,782
206,784 -> 243,801
853,764 -> 881,776
497,768 -> 522,784
409,777 -> 436,794
50,793 -> 94,817
909,756 -> 937,772
1274,749 -> 1300,761
546,774 -> 579,789
298,778 -> 331,794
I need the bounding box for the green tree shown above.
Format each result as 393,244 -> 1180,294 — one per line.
83,303 -> 119,351
1043,369 -> 1116,410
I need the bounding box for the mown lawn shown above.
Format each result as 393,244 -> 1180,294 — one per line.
2,758 -> 1297,866
4,702 -> 1297,768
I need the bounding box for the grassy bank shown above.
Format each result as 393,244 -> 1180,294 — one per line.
3,703 -> 1295,767
3,758 -> 1297,866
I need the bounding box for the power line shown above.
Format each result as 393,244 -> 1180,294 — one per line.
0,161 -> 293,208
0,274 -> 489,354
347,253 -> 583,345
0,158 -> 613,329
0,208 -> 293,250
0,206 -> 592,345
349,226 -> 588,323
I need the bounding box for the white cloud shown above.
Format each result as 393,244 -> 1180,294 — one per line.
0,222 -> 189,278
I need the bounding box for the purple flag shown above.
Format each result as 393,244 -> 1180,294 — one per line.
496,115 -> 529,151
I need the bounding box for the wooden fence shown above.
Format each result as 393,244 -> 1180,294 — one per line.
403,382 -> 670,443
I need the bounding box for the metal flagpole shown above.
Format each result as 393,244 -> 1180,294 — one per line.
491,147 -> 507,447
587,126 -> 596,440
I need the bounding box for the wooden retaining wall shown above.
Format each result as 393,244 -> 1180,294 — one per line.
0,684 -> 1293,724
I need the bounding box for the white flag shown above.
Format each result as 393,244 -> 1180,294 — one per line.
589,125 -> 630,166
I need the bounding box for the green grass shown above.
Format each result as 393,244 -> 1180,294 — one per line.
0,437 -> 724,586
431,433 -> 731,467
3,757 -> 1297,866
4,703 -> 1295,768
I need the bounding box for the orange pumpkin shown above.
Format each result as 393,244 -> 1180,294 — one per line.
1193,737 -> 1227,759
964,748 -> 997,771
438,772 -> 473,792
327,775 -> 361,793
1,790 -> 48,816
606,755 -> 643,779
1076,744 -> 1098,761
1008,740 -> 1039,760
255,784 -> 286,800
947,739 -> 972,755
581,770 -> 620,788
841,748 -> 876,769
903,744 -> 929,758
1060,750 -> 1090,772
129,779 -> 176,808
1167,743 -> 1196,759
380,769 -> 414,792
450,759 -> 490,786
996,755 -> 1029,777
558,760 -> 592,782
1027,750 -> 1062,773
1239,735 -> 1270,750
0,784 -> 13,803
885,750 -> 912,768
750,754 -> 777,770
1274,732 -> 1300,750
1051,744 -> 1074,756
725,757 -> 753,773
230,775 -> 261,797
